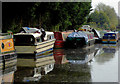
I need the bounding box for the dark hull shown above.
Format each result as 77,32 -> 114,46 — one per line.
65,37 -> 86,48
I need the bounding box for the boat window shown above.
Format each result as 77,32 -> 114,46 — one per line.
103,36 -> 108,39
110,36 -> 116,39
52,35 -> 54,39
47,35 -> 54,40
14,35 -> 35,46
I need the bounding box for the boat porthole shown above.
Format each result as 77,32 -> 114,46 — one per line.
2,43 -> 4,49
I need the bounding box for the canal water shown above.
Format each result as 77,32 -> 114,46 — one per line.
5,43 -> 119,83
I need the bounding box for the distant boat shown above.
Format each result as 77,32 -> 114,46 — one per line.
14,27 -> 56,57
80,25 -> 91,31
102,32 -> 119,44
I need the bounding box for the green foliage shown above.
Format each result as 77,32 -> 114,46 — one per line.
88,3 -> 118,30
2,2 -> 92,33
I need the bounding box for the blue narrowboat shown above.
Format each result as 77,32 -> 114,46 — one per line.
102,32 -> 119,44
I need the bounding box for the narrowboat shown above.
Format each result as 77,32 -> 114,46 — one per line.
102,32 -> 119,44
0,33 -> 17,83
0,33 -> 17,69
14,27 -> 56,57
65,31 -> 95,48
54,30 -> 73,48
79,25 -> 101,43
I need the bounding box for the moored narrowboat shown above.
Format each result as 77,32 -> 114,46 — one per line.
14,27 -> 56,57
65,31 -> 95,48
54,30 -> 73,48
102,32 -> 119,44
0,33 -> 17,70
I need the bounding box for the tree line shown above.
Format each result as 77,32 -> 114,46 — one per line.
87,3 -> 118,30
2,2 -> 92,33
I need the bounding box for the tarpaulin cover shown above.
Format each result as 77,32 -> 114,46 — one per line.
68,31 -> 88,42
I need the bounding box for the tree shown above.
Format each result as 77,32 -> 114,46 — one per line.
88,3 -> 118,30
98,11 -> 110,28
95,3 -> 118,28
2,2 -> 92,32
88,10 -> 110,29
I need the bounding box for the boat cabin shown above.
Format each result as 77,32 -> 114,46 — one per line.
14,31 -> 55,46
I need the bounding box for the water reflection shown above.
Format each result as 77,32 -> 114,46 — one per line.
102,44 -> 118,53
14,43 -> 119,83
38,46 -> 98,82
65,45 -> 96,64
94,44 -> 119,64
15,51 -> 55,83
0,54 -> 17,83
53,49 -> 68,64
91,44 -> 118,82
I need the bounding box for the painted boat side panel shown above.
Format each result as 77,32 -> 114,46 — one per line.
15,46 -> 36,54
36,48 -> 53,56
36,40 -> 55,49
36,56 -> 54,63
36,39 -> 55,46
36,44 -> 54,53
15,39 -> 55,54
109,41 -> 116,44
102,39 -> 117,44
0,39 -> 15,53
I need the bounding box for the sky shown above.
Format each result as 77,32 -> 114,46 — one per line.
91,0 -> 120,15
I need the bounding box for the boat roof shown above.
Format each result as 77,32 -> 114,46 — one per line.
22,27 -> 41,33
107,31 -> 118,34
68,31 -> 88,42
46,31 -> 54,35
14,33 -> 42,38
